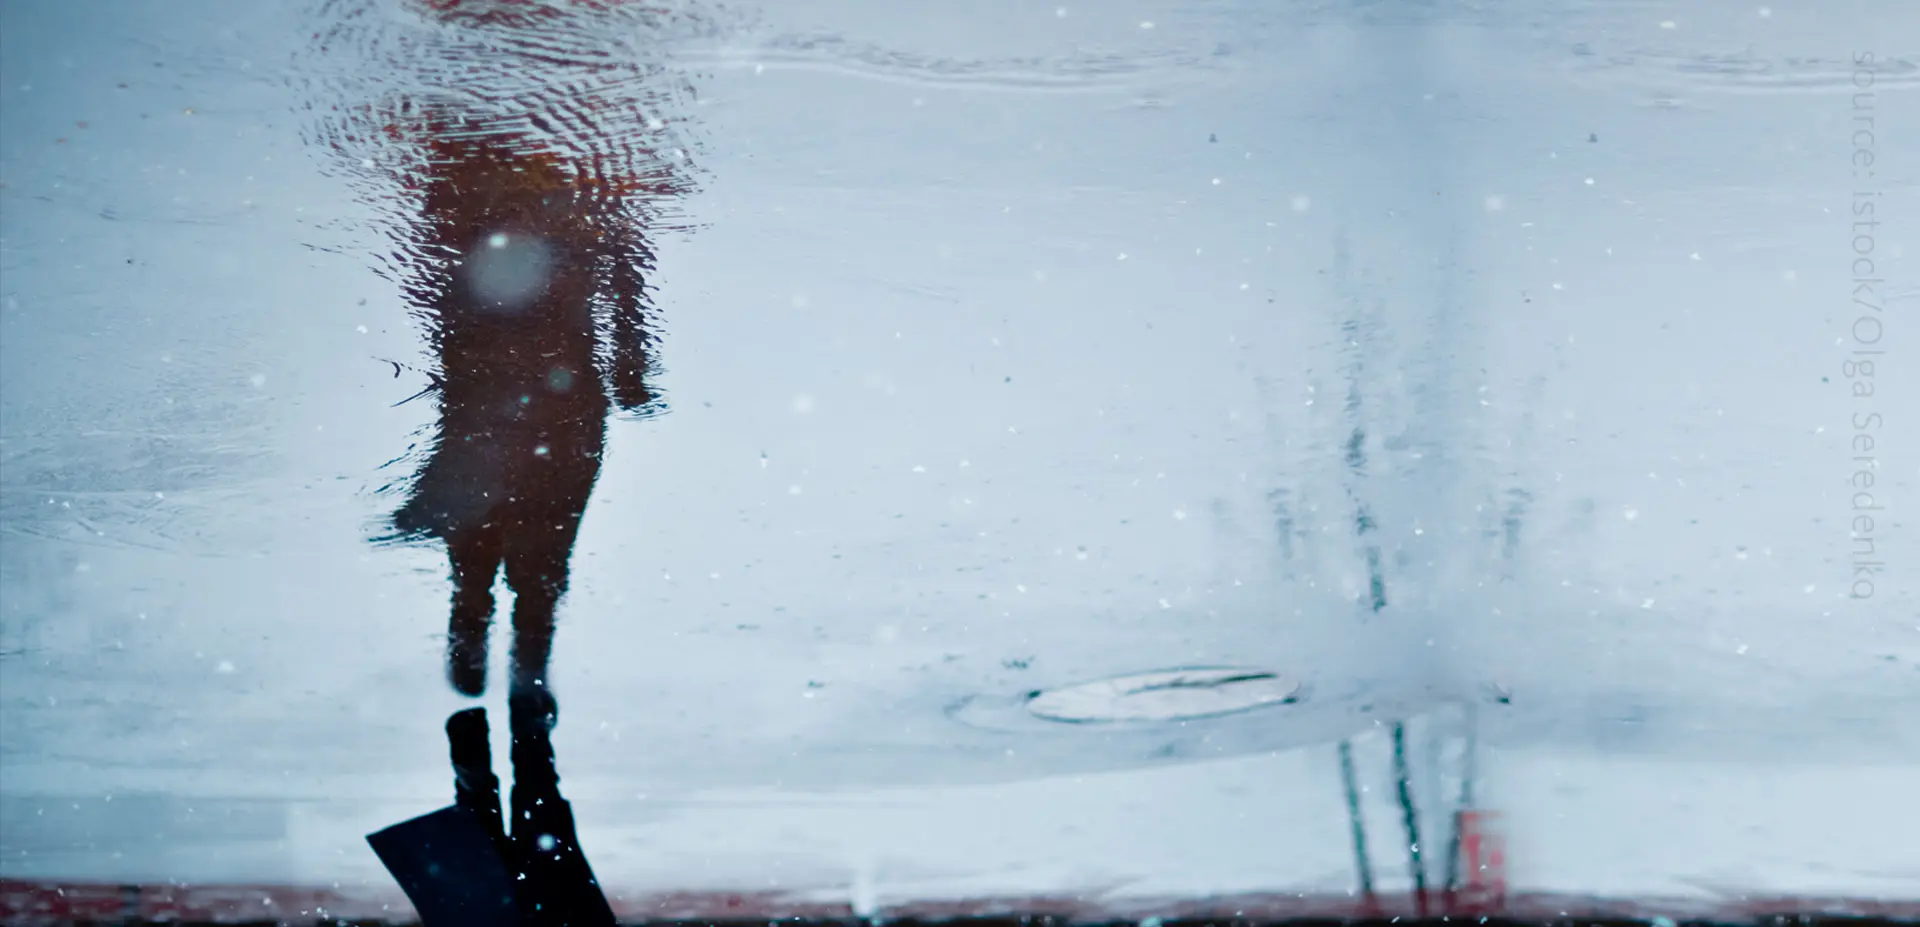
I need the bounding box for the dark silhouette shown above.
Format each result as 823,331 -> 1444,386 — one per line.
308,2 -> 702,920
365,132 -> 663,919
302,0 -> 699,720
383,126 -> 665,720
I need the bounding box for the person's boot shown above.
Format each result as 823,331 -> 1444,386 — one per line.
446,707 -> 508,859
508,690 -> 614,927
447,631 -> 488,697
365,709 -> 520,927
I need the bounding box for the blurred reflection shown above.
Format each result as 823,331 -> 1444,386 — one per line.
304,0 -> 702,720
311,2 -> 702,920
389,121 -> 655,720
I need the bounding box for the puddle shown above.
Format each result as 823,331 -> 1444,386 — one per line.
1026,666 -> 1300,724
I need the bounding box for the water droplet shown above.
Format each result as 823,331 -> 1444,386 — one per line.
463,231 -> 555,314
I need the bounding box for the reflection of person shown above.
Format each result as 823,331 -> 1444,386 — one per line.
386,124 -> 668,723
304,0 -> 697,721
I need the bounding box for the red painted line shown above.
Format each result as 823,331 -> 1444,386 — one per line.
1455,807 -> 1508,913
3,879 -> 1917,924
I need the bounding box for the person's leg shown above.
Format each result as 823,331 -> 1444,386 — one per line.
502,419 -> 602,726
445,522 -> 505,697
502,512 -> 578,728
506,692 -> 615,927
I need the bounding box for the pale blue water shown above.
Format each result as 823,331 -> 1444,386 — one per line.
1,0 -> 1916,905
